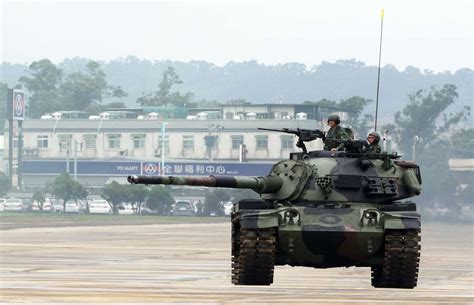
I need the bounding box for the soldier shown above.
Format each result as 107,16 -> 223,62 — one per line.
324,113 -> 349,151
367,131 -> 382,153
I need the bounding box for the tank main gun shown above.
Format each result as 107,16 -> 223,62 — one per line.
127,174 -> 283,194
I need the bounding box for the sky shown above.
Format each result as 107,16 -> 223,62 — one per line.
0,0 -> 472,72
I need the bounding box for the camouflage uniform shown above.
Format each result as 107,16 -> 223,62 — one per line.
324,125 -> 349,151
368,143 -> 382,153
366,131 -> 382,154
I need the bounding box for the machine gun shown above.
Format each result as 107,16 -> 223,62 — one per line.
258,128 -> 325,153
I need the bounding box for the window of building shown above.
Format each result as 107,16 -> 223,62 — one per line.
231,135 -> 244,149
225,112 -> 234,120
83,135 -> 97,149
281,135 -> 293,149
108,134 -> 121,149
158,135 -> 169,151
133,135 -> 145,149
37,135 -> 49,149
183,135 -> 194,150
256,135 -> 268,149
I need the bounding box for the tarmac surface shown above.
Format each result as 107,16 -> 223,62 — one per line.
0,221 -> 473,304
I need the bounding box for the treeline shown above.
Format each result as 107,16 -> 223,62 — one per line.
1,56 -> 472,118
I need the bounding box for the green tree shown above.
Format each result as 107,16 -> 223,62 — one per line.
102,181 -> 127,214
32,190 -> 45,211
391,84 -> 470,157
204,189 -> 231,216
0,171 -> 11,196
449,128 -> 474,158
18,59 -> 63,118
60,61 -> 127,111
137,66 -> 194,107
51,173 -> 88,212
146,186 -> 174,215
126,184 -> 149,214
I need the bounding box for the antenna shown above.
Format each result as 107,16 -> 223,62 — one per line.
374,8 -> 384,132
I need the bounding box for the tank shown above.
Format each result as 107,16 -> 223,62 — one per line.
128,131 -> 422,288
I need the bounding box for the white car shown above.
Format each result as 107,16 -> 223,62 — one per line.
118,203 -> 135,215
89,199 -> 112,214
32,198 -> 53,212
4,198 -> 24,212
52,199 -> 64,212
0,198 -> 6,212
64,200 -> 85,214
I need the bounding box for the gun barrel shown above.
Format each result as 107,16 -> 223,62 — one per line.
127,175 -> 283,194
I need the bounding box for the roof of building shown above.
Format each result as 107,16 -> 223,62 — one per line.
12,119 -> 321,133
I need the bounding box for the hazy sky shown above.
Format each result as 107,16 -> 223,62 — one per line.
1,0 -> 472,72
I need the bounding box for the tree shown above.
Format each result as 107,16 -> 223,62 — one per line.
32,190 -> 45,211
126,184 -> 149,214
18,59 -> 63,118
0,171 -> 11,196
137,66 -> 194,107
146,186 -> 174,215
102,181 -> 127,214
51,173 -> 88,212
449,128 -> 474,158
391,84 -> 470,157
60,61 -> 127,111
204,189 -> 231,216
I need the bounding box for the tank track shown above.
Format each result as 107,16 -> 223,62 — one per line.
231,217 -> 276,285
371,229 -> 421,288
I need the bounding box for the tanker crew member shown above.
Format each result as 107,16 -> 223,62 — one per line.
366,131 -> 382,153
323,113 -> 349,151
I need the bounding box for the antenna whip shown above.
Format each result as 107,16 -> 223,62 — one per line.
374,8 -> 384,131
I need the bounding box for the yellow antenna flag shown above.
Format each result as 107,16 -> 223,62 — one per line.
381,8 -> 384,19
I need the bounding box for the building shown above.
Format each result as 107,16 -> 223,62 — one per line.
3,118 -> 325,187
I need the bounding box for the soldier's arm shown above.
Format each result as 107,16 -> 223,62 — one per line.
335,129 -> 350,150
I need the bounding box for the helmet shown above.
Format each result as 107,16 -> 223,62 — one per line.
327,113 -> 340,124
367,131 -> 381,144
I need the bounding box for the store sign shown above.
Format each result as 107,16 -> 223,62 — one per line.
12,89 -> 25,120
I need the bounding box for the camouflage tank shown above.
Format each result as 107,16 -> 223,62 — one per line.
128,128 -> 422,288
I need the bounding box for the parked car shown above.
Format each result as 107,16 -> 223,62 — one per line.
32,197 -> 53,212
52,199 -> 64,212
4,198 -> 24,212
0,198 -> 6,212
171,200 -> 195,216
118,203 -> 135,215
64,200 -> 85,214
89,199 -> 112,214
139,206 -> 158,216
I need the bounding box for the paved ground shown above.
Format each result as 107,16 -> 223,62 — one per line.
0,221 -> 473,304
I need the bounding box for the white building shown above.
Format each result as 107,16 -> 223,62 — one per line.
3,119 -> 325,163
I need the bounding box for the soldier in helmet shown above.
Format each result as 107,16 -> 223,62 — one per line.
324,113 -> 349,151
367,131 -> 382,153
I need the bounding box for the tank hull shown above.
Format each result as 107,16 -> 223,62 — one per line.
235,202 -> 420,269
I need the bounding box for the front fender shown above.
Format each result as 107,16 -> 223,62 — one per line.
383,212 -> 421,230
239,210 -> 280,229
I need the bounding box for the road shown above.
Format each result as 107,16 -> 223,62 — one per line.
0,221 -> 473,304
